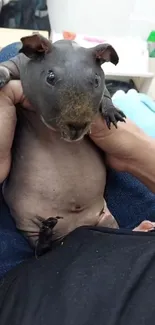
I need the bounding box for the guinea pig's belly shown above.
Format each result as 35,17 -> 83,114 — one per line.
4,134 -> 107,244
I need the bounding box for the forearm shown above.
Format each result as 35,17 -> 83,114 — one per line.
90,116 -> 155,193
125,136 -> 155,193
0,155 -> 11,183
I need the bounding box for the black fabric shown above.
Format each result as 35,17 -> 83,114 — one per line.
105,79 -> 138,97
0,226 -> 155,325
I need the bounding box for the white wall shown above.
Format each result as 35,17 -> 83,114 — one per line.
47,0 -> 155,39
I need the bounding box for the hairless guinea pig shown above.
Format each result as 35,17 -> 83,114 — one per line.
0,33 -> 125,141
0,34 -> 126,256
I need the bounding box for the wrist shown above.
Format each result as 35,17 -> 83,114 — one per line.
125,135 -> 155,193
125,135 -> 154,170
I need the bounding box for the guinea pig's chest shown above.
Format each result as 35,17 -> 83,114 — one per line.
11,112 -> 106,207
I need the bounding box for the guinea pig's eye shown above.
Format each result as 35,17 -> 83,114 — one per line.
46,70 -> 56,85
94,74 -> 101,88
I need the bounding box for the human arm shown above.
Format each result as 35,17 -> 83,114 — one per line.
90,116 -> 155,193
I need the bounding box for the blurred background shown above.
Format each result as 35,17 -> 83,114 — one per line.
0,0 -> 155,101
47,0 -> 155,40
0,0 -> 155,40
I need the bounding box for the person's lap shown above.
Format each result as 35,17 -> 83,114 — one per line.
1,225 -> 155,325
1,43 -> 155,278
0,192 -> 33,277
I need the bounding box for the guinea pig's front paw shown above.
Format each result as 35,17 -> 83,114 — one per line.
100,100 -> 126,129
0,66 -> 10,89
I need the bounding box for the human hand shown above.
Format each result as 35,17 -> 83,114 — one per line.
0,80 -> 31,109
0,80 -> 31,182
89,115 -> 148,172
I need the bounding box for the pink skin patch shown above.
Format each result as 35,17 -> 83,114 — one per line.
133,220 -> 155,232
96,201 -> 119,229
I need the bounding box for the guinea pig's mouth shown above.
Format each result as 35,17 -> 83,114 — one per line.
61,122 -> 91,142
61,133 -> 86,143
40,115 -> 90,142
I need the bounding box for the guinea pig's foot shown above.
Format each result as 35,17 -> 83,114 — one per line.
35,216 -> 63,257
100,100 -> 126,129
0,66 -> 10,89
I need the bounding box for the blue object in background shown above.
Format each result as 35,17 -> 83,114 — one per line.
0,42 -> 22,61
112,89 -> 155,137
105,89 -> 155,228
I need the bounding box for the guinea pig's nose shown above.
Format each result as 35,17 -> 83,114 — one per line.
67,123 -> 88,132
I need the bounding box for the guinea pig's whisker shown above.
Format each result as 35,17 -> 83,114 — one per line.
48,116 -> 57,122
40,116 -> 57,131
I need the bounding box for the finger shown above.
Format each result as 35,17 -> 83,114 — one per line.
1,80 -> 32,110
1,80 -> 24,104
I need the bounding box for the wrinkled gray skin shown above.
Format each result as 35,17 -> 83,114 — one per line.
0,35 -> 125,142
0,34 -> 125,252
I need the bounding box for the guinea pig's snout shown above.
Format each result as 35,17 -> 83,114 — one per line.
67,122 -> 89,141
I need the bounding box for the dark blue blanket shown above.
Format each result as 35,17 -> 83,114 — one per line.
1,43 -> 155,279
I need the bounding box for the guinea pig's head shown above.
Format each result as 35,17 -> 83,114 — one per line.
19,34 -> 119,142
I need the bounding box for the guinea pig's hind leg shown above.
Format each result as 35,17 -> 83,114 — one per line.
0,66 -> 11,88
35,216 -> 63,258
100,96 -> 126,129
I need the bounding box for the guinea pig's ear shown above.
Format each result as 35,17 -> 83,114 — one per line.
92,43 -> 119,65
19,33 -> 52,59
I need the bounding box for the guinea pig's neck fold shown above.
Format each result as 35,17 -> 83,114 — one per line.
40,115 -> 57,132
17,109 -> 58,142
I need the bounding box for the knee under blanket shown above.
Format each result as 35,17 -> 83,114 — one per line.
0,43 -> 155,279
